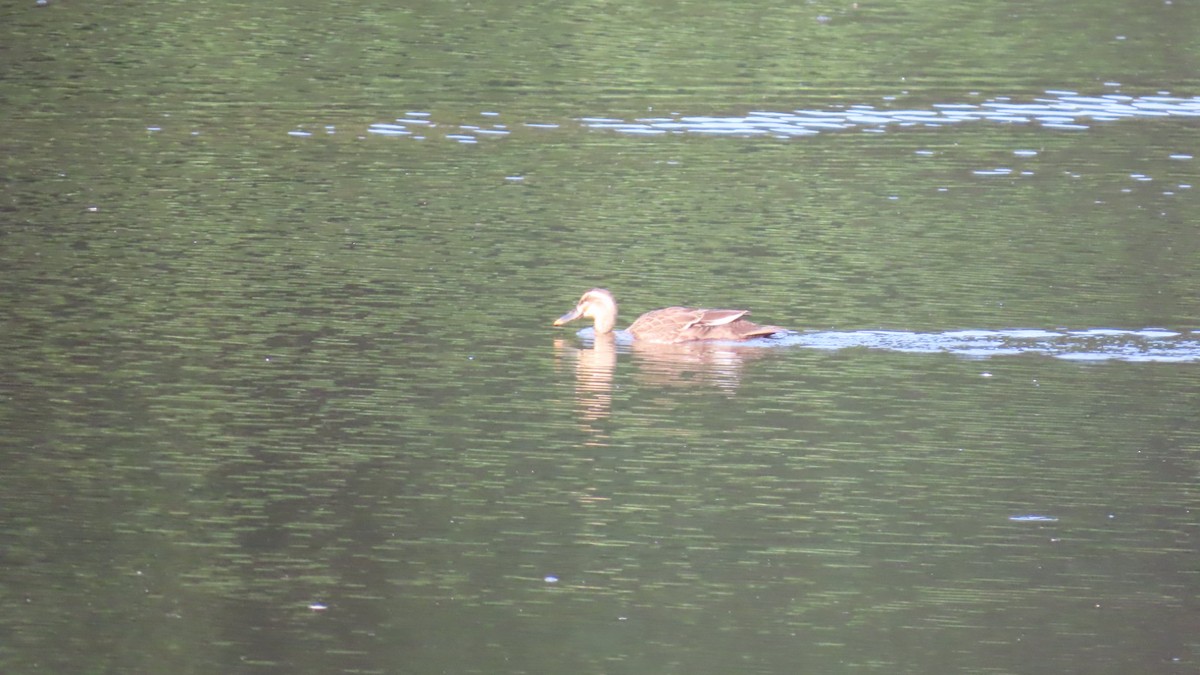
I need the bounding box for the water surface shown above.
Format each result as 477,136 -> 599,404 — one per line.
3,0 -> 1200,673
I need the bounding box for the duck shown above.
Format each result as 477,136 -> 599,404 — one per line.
554,288 -> 785,344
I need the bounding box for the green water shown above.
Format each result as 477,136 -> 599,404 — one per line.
3,0 -> 1199,673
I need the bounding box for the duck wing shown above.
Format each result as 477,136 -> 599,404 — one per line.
680,309 -> 750,329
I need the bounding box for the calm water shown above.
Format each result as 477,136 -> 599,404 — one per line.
3,0 -> 1200,673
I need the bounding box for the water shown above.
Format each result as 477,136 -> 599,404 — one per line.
3,0 -> 1200,673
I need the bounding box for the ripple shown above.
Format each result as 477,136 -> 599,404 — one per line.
357,91 -> 1200,143
367,123 -> 412,136
574,91 -> 1200,138
563,328 -> 1200,363
777,329 -> 1200,362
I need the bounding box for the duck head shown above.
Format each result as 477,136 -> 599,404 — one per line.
554,288 -> 619,334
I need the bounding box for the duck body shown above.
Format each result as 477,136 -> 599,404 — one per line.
554,288 -> 785,344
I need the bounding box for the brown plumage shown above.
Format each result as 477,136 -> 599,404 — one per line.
554,288 -> 785,344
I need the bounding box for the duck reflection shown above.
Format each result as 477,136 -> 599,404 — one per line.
629,338 -> 773,390
554,333 -> 776,440
553,334 -> 617,444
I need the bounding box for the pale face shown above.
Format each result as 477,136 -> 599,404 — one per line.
554,289 -> 618,334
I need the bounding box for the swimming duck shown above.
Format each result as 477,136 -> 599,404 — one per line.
554,288 -> 785,344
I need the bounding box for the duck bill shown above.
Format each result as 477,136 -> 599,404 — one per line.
554,307 -> 583,326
